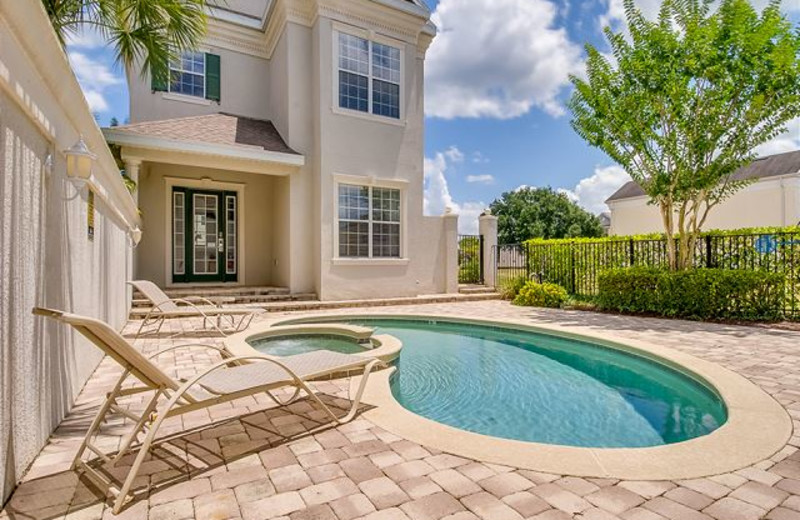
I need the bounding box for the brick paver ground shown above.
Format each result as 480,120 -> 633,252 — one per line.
3,301 -> 800,520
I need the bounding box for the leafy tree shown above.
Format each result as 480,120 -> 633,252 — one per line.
570,0 -> 800,269
42,0 -> 207,85
109,116 -> 119,127
490,187 -> 605,244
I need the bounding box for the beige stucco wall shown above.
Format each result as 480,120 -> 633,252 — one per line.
125,0 -> 452,300
135,163 -> 281,287
128,45 -> 271,124
609,177 -> 800,236
0,1 -> 139,502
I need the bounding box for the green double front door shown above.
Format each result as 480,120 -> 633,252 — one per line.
172,187 -> 238,283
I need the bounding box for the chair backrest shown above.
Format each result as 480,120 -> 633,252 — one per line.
33,307 -> 179,391
129,280 -> 179,313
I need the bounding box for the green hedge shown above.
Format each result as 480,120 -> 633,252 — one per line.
513,281 -> 568,308
597,267 -> 785,321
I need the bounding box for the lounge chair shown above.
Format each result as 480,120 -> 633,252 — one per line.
128,280 -> 263,338
33,307 -> 384,514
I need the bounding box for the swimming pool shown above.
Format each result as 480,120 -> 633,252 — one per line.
298,317 -> 727,448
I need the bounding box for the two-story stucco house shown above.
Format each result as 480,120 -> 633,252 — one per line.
104,0 -> 459,301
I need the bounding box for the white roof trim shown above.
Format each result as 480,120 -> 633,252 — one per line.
373,0 -> 430,18
103,129 -> 305,167
207,5 -> 268,29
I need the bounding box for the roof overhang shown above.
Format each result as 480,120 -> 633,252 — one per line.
104,129 -> 305,176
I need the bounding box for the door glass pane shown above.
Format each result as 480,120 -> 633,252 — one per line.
173,192 -> 185,275
226,196 -> 237,275
193,194 -> 218,275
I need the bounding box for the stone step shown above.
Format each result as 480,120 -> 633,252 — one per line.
129,291 -> 501,319
130,292 -> 318,308
458,285 -> 497,295
144,285 -> 291,298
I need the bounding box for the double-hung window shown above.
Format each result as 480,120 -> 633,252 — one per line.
338,184 -> 401,258
337,32 -> 401,119
169,51 -> 206,98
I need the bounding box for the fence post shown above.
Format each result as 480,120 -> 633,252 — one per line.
479,211 -> 498,287
705,235 -> 712,268
570,242 -> 577,294
443,209 -> 459,293
629,238 -> 635,266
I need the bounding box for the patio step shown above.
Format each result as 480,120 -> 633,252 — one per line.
128,291 -> 501,318
130,285 -> 317,311
458,284 -> 497,295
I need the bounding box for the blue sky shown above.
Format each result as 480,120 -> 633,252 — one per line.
67,0 -> 800,233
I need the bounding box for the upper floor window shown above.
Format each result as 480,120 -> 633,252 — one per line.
170,51 -> 206,98
153,51 -> 221,102
337,32 -> 401,119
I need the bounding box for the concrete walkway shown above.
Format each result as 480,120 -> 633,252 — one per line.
2,301 -> 799,520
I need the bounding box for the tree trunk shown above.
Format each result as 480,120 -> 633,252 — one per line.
660,201 -> 677,270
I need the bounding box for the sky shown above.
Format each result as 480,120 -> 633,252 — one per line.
67,0 -> 800,234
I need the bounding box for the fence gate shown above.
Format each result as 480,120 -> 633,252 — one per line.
458,234 -> 484,284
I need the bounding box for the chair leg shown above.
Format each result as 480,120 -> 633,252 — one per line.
111,391 -> 162,466
72,375 -> 127,470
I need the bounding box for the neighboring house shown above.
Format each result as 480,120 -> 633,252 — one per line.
606,150 -> 800,236
104,0 -> 458,301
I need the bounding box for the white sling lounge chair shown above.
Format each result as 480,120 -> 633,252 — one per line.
129,280 -> 263,338
33,307 -> 384,514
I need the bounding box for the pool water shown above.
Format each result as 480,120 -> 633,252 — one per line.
249,334 -> 366,357
335,318 -> 726,448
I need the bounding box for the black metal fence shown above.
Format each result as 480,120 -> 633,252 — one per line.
495,232 -> 800,318
458,234 -> 484,284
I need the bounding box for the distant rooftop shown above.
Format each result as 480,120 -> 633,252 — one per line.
606,149 -> 800,203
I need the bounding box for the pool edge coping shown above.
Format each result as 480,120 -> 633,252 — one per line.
275,312 -> 793,480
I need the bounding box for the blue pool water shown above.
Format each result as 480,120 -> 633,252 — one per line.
303,317 -> 727,448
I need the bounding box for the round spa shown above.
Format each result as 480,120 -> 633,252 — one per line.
224,323 -> 402,368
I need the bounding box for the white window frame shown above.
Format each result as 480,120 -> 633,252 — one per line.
332,24 -> 406,126
168,50 -> 206,99
333,174 -> 409,266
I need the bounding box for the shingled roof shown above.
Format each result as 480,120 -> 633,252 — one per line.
606,149 -> 800,203
106,113 -> 299,156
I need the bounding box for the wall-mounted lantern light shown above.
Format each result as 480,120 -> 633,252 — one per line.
64,135 -> 96,186
130,227 -> 143,246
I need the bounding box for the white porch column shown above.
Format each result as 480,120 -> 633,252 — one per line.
479,210 -> 498,288
443,208 -> 459,294
124,158 -> 141,204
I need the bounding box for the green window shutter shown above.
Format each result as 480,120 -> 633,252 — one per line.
205,53 -> 221,102
151,70 -> 168,92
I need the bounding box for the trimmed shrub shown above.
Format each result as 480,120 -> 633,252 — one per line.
513,281 -> 569,308
499,275 -> 528,300
597,267 -> 785,321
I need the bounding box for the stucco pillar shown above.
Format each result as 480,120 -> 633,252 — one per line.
443,208 -> 459,294
479,210 -> 498,288
124,158 -> 141,282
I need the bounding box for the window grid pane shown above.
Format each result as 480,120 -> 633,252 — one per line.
170,51 -> 205,98
338,185 -> 401,259
226,196 -> 237,275
337,32 -> 400,119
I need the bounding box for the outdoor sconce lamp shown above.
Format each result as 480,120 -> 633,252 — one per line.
130,227 -> 143,246
64,135 -> 96,186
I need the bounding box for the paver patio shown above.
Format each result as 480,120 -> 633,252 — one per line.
3,300 -> 800,520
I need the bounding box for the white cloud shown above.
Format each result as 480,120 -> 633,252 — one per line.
424,149 -> 486,234
425,0 -> 584,120
444,146 -> 465,163
66,27 -> 107,49
755,118 -> 800,157
562,165 -> 631,214
471,151 -> 490,164
67,51 -> 123,114
466,174 -> 495,184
